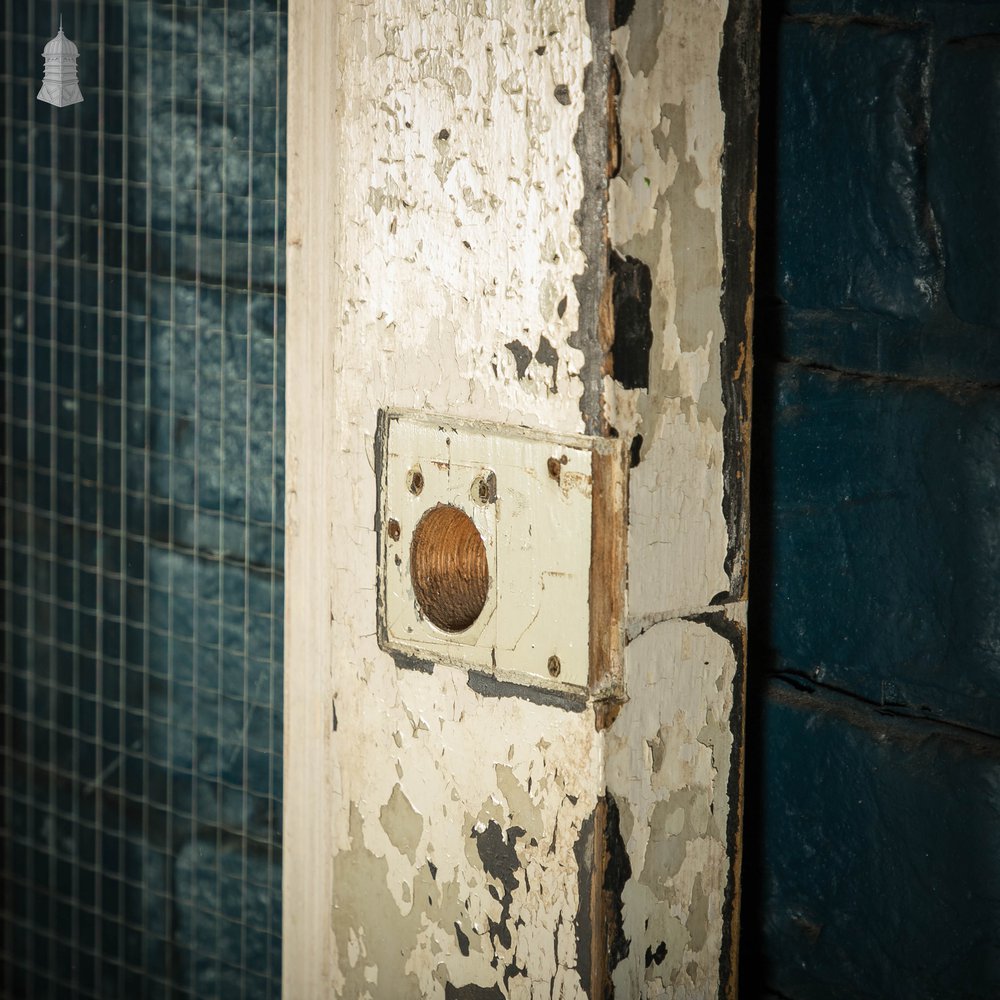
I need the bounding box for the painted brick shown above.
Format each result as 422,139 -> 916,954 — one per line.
4,789 -> 172,998
765,305 -> 1000,385
757,361 -> 1000,736
4,4 -> 285,996
752,680 -> 1000,1000
139,278 -> 285,566
144,545 -> 283,836
929,37 -> 1000,328
126,2 -> 286,288
123,839 -> 172,990
174,839 -> 282,999
776,19 -> 939,317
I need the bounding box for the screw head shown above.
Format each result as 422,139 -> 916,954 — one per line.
387,518 -> 401,541
547,655 -> 561,678
407,468 -> 424,496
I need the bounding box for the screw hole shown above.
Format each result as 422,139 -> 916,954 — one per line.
547,455 -> 569,482
471,471 -> 497,506
547,655 -> 561,678
407,468 -> 424,496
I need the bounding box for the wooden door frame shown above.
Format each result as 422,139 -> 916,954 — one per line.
283,1 -> 758,995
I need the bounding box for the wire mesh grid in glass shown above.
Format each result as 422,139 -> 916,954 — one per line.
2,2 -> 286,997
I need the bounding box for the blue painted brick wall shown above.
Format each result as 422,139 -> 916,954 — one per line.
174,840 -> 282,997
929,38 -> 1000,327
2,1 -> 285,996
776,19 -> 938,318
749,1 -> 1000,996
759,683 -> 1000,1000
766,364 -> 1000,735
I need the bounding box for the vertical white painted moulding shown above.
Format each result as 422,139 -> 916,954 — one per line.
377,409 -> 627,696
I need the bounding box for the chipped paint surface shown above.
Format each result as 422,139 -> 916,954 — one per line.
606,615 -> 743,997
286,0 -> 753,994
337,0 -> 597,430
326,688 -> 602,997
609,0 -> 731,618
286,0 -> 608,995
605,0 -> 750,995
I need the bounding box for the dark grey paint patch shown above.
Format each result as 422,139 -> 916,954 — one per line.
571,0 -> 612,435
444,984 -> 505,1000
455,921 -> 470,956
604,793 -> 632,973
717,0 -> 759,605
428,859 -> 438,880
629,434 -> 643,468
609,58 -> 622,182
613,0 -> 636,29
610,251 -> 653,390
505,339 -> 533,379
553,921 -> 562,990
503,957 -> 528,989
474,821 -> 523,889
535,335 -> 559,393
555,84 -> 572,105
390,649 -> 435,674
645,941 -> 667,967
472,821 -> 525,952
572,792 -> 632,998
466,670 -> 588,712
716,2 -> 758,988
557,295 -> 568,318
573,808 -> 596,998
331,699 -> 338,731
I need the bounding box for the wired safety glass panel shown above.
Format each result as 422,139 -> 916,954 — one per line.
1,2 -> 286,997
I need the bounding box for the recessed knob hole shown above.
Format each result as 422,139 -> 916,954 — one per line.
410,504 -> 489,633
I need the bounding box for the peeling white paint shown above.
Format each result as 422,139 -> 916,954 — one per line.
287,2 -> 608,995
338,0 -> 596,431
286,0 -> 751,994
606,1 -> 746,994
323,668 -> 603,997
607,619 -> 739,997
